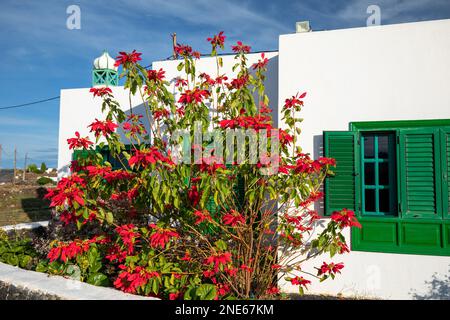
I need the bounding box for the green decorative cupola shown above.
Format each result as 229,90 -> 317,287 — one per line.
92,50 -> 118,86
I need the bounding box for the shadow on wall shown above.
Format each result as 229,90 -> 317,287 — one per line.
313,135 -> 325,215
58,165 -> 70,178
411,266 -> 450,300
247,55 -> 279,127
119,102 -> 152,142
264,55 -> 279,127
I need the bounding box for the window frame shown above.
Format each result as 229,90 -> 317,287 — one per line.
347,119 -> 450,256
360,132 -> 397,217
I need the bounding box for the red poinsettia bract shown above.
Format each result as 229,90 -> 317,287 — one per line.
113,265 -> 159,294
331,209 -> 361,228
284,92 -> 306,110
148,224 -> 179,249
90,87 -> 112,97
207,31 -> 226,48
222,210 -> 245,227
252,53 -> 269,70
128,148 -> 174,168
45,174 -> 86,207
231,41 -> 251,54
147,68 -> 165,82
88,118 -> 118,138
67,132 -> 93,150
114,50 -> 142,67
318,262 -> 345,276
47,237 -> 107,263
115,224 -> 140,254
178,88 -> 210,105
204,252 -> 232,272
174,44 -> 200,59
193,210 -> 213,225
290,276 -> 311,287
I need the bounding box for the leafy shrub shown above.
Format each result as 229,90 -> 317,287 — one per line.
28,163 -> 40,174
40,162 -> 48,173
28,162 -> 49,174
0,231 -> 40,270
37,176 -> 54,185
42,33 -> 360,299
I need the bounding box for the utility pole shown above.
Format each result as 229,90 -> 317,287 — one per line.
22,153 -> 28,181
0,144 -> 2,174
13,146 -> 17,185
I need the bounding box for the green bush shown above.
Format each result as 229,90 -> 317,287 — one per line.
28,162 -> 49,174
40,162 -> 48,173
0,231 -> 40,270
37,176 -> 54,185
28,163 -> 40,174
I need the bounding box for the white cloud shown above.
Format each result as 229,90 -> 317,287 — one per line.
336,0 -> 450,23
0,0 -> 288,67
0,116 -> 54,127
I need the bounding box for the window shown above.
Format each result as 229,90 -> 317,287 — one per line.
324,120 -> 450,256
361,133 -> 397,216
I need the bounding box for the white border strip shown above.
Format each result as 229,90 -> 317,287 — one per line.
1,221 -> 50,232
0,263 -> 158,300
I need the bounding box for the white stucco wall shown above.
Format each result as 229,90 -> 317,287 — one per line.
57,87 -> 143,178
278,19 -> 450,155
278,19 -> 450,299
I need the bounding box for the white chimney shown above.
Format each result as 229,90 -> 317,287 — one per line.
296,21 -> 311,33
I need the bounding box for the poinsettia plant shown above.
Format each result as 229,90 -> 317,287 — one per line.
45,32 -> 360,299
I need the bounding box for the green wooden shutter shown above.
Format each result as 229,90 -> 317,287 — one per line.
323,131 -> 358,215
440,129 -> 450,218
399,128 -> 442,219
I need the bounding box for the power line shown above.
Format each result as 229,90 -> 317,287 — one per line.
0,96 -> 60,111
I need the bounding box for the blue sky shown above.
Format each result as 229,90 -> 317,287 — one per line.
1,0 -> 450,168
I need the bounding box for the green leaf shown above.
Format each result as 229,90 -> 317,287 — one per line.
35,261 -> 48,273
213,190 -> 219,206
7,254 -> 19,266
105,212 -> 114,224
65,264 -> 80,277
19,255 -> 32,269
87,248 -> 102,273
196,284 -> 217,300
214,239 -> 227,251
183,287 -> 195,300
329,245 -> 337,258
87,273 -> 110,287
82,207 -> 90,219
152,278 -> 159,294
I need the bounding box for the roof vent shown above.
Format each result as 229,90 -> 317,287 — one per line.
296,21 -> 311,33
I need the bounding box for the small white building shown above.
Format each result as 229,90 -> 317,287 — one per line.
58,19 -> 450,299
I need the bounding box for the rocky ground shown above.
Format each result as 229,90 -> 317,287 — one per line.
0,171 -> 56,226
0,281 -> 60,300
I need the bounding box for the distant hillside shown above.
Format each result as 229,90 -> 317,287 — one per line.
0,170 -> 14,183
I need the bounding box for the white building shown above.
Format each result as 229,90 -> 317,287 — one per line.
58,19 -> 450,299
